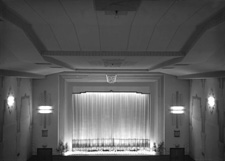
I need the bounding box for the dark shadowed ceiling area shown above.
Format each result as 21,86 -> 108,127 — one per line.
1,0 -> 225,79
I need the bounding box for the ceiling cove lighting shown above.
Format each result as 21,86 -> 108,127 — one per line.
38,90 -> 53,114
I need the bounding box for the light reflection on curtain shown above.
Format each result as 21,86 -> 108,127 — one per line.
72,92 -> 150,151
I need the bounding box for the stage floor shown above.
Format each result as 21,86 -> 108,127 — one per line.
64,150 -> 156,156
28,155 -> 195,161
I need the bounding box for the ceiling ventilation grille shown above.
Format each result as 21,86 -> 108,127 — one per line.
94,0 -> 141,11
103,59 -> 124,67
89,60 -> 137,67
35,63 -> 52,65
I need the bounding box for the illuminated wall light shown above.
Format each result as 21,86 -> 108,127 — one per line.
7,95 -> 15,107
38,90 -> 53,114
207,91 -> 216,113
38,106 -> 53,114
208,95 -> 215,108
170,91 -> 185,114
170,91 -> 185,129
170,106 -> 185,114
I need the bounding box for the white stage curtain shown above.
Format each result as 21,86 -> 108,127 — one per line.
72,92 -> 150,151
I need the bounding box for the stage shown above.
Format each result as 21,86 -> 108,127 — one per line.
28,153 -> 194,161
63,150 -> 157,156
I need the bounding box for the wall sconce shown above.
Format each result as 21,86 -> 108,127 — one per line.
170,91 -> 185,129
207,90 -> 216,113
38,90 -> 53,129
170,106 -> 185,114
38,90 -> 53,114
38,106 -> 53,114
7,88 -> 15,113
7,94 -> 15,108
170,91 -> 185,115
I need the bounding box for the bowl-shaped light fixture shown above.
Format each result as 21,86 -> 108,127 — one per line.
38,90 -> 53,114
38,105 -> 53,114
170,106 -> 185,114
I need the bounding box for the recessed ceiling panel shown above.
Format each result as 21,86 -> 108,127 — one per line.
127,0 -> 173,51
60,0 -> 100,51
97,11 -> 136,51
147,0 -> 210,51
25,0 -> 81,50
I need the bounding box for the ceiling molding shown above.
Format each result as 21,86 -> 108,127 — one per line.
177,71 -> 225,79
42,51 -> 185,57
67,69 -> 150,73
0,69 -> 45,79
0,1 -> 46,52
63,71 -> 161,75
60,71 -> 163,83
181,6 -> 225,54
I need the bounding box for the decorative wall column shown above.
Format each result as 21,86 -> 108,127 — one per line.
217,78 -> 225,159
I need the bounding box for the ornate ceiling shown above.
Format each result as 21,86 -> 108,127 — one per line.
1,0 -> 225,79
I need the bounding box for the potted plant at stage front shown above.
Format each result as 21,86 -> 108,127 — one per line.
153,141 -> 164,155
56,140 -> 68,155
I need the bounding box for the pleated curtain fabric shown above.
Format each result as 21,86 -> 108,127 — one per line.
72,92 -> 150,151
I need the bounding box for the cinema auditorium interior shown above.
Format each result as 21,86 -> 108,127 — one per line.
0,0 -> 225,161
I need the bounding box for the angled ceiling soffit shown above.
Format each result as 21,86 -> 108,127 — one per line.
178,71 -> 225,79
181,6 -> 225,54
0,69 -> 45,79
0,1 -> 46,52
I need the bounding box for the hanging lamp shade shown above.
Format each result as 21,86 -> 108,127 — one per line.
38,90 -> 53,114
170,91 -> 185,114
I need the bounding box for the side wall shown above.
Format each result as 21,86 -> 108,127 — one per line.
164,75 -> 190,155
32,74 -> 58,155
0,76 -> 33,161
190,78 -> 225,161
